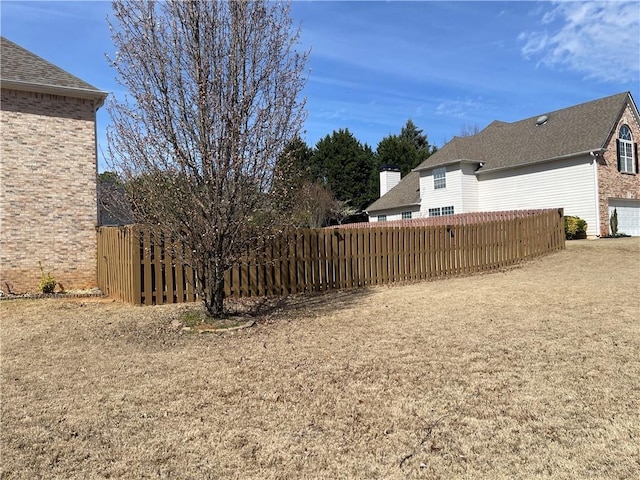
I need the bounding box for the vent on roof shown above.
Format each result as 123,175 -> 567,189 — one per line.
536,115 -> 548,126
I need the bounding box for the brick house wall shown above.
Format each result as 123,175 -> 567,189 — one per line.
597,103 -> 640,236
0,88 -> 100,292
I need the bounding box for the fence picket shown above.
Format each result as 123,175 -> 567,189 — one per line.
164,234 -> 174,304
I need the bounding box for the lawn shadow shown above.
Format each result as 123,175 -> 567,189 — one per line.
224,286 -> 378,321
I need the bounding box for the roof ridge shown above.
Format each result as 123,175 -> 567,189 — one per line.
514,91 -> 629,125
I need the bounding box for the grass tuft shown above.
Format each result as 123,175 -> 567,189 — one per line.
178,308 -> 250,333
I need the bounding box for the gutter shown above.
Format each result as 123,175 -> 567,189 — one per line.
365,202 -> 421,215
1,79 -> 108,108
475,148 -> 607,175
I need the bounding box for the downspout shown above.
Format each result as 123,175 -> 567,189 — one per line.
93,93 -> 107,228
591,151 -> 601,237
94,99 -> 101,289
94,100 -> 100,228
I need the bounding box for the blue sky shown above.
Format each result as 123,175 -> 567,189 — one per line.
2,1 -> 639,171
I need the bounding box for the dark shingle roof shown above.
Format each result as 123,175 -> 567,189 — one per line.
367,171 -> 420,212
416,92 -> 633,174
0,36 -> 106,99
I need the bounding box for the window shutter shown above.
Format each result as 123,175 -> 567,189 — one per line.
635,142 -> 638,174
616,139 -> 621,171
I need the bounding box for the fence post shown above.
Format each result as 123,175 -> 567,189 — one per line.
131,225 -> 142,304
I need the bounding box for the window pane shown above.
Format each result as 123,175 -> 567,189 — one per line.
619,125 -> 632,141
620,139 -> 634,173
433,168 -> 446,189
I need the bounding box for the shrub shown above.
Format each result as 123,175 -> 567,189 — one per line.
38,262 -> 57,294
603,208 -> 630,238
564,216 -> 588,240
610,208 -> 618,236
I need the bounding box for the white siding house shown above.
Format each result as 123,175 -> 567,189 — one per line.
477,156 -> 598,234
419,164 -> 461,217
418,161 -> 480,218
461,162 -> 480,212
369,207 -> 420,223
367,92 -> 640,237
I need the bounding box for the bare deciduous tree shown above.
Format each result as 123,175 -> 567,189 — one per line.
459,123 -> 480,137
107,0 -> 307,316
294,181 -> 336,228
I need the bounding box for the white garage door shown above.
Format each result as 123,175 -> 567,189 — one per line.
609,199 -> 640,236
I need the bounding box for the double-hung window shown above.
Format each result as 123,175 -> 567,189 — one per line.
617,125 -> 636,174
433,167 -> 446,189
429,206 -> 454,217
402,211 -> 412,219
377,214 -> 387,222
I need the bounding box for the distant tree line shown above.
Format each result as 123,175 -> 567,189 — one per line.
271,119 -> 438,227
102,118 -> 438,229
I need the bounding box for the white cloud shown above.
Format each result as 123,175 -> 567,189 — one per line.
519,1 -> 640,83
435,98 -> 484,119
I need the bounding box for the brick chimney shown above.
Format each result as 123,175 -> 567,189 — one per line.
379,164 -> 401,197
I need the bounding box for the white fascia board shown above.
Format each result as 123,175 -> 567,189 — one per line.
476,149 -> 606,176
1,79 -> 108,108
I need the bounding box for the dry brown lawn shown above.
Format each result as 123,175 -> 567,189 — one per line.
1,238 -> 639,479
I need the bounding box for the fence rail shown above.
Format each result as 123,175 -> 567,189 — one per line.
97,208 -> 565,305
335,209 -> 549,229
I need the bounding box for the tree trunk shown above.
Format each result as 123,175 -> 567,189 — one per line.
205,280 -> 226,317
202,264 -> 226,318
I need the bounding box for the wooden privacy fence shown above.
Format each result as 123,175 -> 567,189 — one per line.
97,208 -> 565,305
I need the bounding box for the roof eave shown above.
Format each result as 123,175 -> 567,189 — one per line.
1,79 -> 108,108
366,201 -> 421,214
476,148 -> 606,175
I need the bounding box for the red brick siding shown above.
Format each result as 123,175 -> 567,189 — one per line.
0,88 -> 99,292
597,102 -> 640,236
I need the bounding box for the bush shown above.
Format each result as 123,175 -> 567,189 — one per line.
564,216 -> 587,240
38,262 -> 57,294
610,208 -> 618,236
